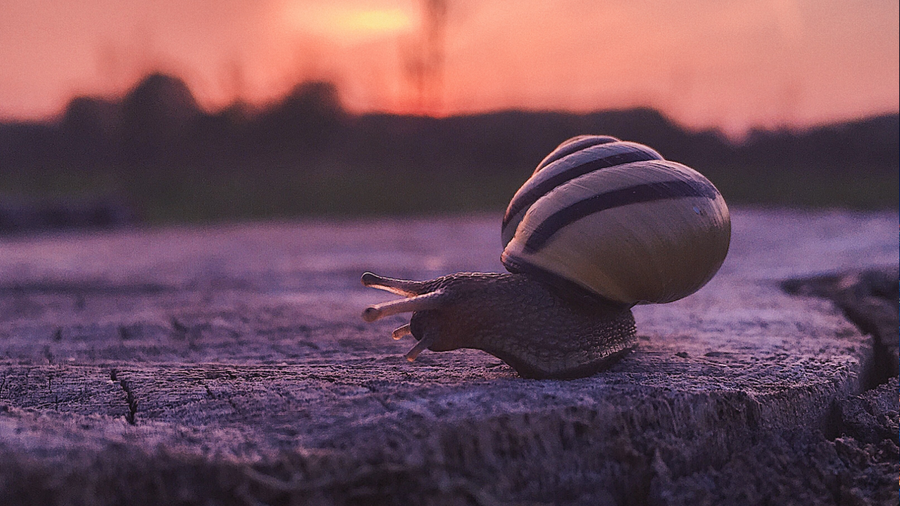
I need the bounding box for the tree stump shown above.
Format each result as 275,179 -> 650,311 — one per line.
0,210 -> 896,505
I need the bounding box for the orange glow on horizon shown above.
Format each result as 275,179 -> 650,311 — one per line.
0,0 -> 896,138
282,3 -> 415,43
339,9 -> 413,33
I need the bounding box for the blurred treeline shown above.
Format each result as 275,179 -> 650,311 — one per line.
0,73 -> 897,228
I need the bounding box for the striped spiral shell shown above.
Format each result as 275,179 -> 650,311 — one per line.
501,135 -> 731,307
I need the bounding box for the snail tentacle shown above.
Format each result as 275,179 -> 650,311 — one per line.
392,324 -> 412,340
361,288 -> 447,322
361,272 -> 429,296
406,326 -> 439,362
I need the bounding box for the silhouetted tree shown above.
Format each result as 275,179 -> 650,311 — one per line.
254,81 -> 346,156
119,73 -> 201,164
0,70 -> 896,224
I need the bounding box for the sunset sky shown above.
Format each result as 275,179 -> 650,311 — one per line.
0,0 -> 897,137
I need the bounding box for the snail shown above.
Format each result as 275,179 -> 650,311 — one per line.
361,135 -> 731,379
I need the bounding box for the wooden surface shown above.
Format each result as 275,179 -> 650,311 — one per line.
0,209 -> 896,505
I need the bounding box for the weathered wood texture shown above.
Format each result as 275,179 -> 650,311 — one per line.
0,209 -> 896,505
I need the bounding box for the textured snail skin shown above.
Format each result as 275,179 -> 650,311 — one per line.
361,271 -> 636,379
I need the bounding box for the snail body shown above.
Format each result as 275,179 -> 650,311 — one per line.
362,136 -> 731,379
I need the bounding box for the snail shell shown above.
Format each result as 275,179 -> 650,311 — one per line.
501,135 -> 731,306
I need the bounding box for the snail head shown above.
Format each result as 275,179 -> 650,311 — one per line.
361,271 -> 492,361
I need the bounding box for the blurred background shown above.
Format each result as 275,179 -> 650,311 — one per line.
0,0 -> 897,231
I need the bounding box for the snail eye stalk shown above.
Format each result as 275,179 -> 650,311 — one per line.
361,288 -> 447,322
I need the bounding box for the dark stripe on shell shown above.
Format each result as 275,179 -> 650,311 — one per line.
502,145 -> 662,231
522,178 -> 720,253
501,251 -> 631,310
534,135 -> 619,172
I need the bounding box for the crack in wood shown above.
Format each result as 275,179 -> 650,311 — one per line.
782,268 -> 899,389
109,368 -> 138,425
